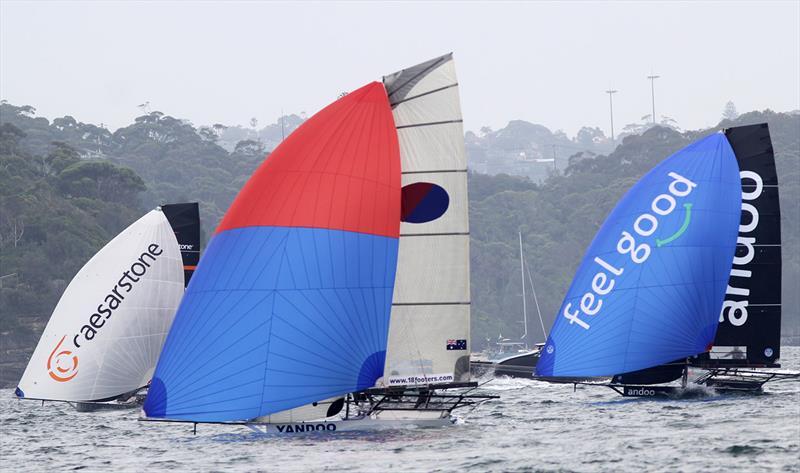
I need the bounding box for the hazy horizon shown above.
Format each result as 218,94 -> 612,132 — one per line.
2,1 -> 798,136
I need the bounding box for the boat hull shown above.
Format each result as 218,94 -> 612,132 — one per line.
246,415 -> 455,434
75,401 -> 141,412
471,350 -> 541,379
494,351 -> 540,378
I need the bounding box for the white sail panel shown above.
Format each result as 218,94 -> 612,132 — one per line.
392,87 -> 462,127
379,53 -> 471,387
383,305 -> 470,385
393,235 -> 469,303
16,209 -> 184,402
396,124 -> 466,171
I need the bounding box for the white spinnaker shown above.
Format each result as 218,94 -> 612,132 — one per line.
378,53 -> 471,387
16,209 -> 184,402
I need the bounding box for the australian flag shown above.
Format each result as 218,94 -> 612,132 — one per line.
447,339 -> 467,350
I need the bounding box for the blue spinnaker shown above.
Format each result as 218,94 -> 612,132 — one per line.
536,133 -> 741,377
144,227 -> 397,421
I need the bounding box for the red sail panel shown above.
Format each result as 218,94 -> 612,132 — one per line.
217,82 -> 401,238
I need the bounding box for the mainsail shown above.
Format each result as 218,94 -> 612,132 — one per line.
162,202 -> 201,286
700,124 -> 782,367
15,207 -> 187,402
536,133 -> 742,377
379,53 -> 472,387
144,83 -> 402,422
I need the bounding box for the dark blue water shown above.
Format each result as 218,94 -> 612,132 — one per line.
2,348 -> 798,472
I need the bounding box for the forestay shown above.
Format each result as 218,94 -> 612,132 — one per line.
536,133 -> 742,377
15,209 -> 184,402
378,53 -> 472,387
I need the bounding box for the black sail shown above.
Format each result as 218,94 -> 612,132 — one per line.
161,203 -> 201,286
702,124 -> 782,367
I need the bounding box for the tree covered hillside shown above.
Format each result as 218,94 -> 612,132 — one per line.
470,110 -> 799,348
0,102 -> 797,386
0,122 -> 150,381
0,103 -> 268,237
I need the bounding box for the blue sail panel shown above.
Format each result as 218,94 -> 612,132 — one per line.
144,226 -> 397,421
536,133 -> 741,377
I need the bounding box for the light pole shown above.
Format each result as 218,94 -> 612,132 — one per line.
647,74 -> 660,124
605,89 -> 618,140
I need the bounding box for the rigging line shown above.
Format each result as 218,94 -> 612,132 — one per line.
523,253 -> 548,341
396,119 -> 463,130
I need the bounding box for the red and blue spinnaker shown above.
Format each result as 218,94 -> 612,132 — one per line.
144,83 -> 401,421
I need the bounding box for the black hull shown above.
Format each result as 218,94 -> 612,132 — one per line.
75,401 -> 141,412
470,351 -> 541,379
605,367 -> 800,397
610,382 -> 764,397
494,351 -> 539,378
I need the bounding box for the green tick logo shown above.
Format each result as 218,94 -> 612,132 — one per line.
656,203 -> 693,247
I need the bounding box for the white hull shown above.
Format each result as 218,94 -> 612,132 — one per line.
245,414 -> 455,435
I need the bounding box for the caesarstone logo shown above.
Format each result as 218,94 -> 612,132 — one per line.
45,243 -> 164,382
47,335 -> 78,382
560,172 -> 697,331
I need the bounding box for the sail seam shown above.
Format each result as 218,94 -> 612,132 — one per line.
391,83 -> 458,106
392,302 -> 470,306
396,119 -> 463,129
399,232 -> 469,237
402,169 -> 467,175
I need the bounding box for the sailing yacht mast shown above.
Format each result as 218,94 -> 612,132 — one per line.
524,254 -> 548,340
519,232 -> 528,349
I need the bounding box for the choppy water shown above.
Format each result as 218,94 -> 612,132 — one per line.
2,348 -> 799,472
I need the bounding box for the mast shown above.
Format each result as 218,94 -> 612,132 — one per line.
519,232 -> 528,348
524,254 -> 548,341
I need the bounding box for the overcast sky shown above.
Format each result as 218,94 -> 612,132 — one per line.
2,1 -> 798,136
